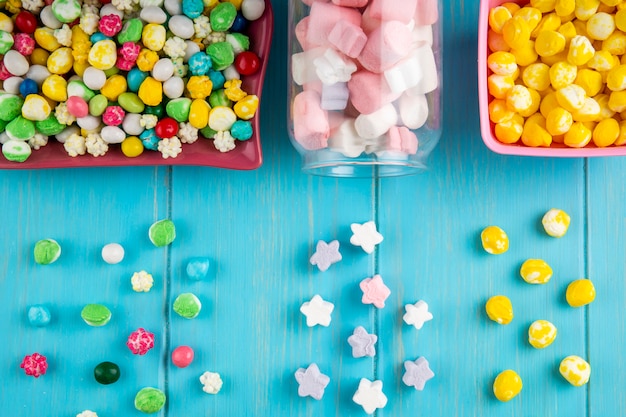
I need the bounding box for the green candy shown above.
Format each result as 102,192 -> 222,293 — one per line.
118,92 -> 145,113
81,304 -> 112,326
144,105 -> 164,118
149,219 -> 176,247
51,0 -> 82,23
210,2 -> 237,31
88,94 -> 108,117
94,361 -> 120,385
0,94 -> 24,122
209,89 -> 232,108
0,118 -> 9,133
200,126 -> 217,139
166,98 -> 191,122
206,42 -> 235,71
104,67 -> 120,78
35,114 -> 65,136
134,387 -> 166,414
6,116 -> 35,141
67,80 -> 96,102
226,32 -> 250,53
2,140 -> 31,162
0,30 -> 14,54
173,293 -> 201,319
34,238 -> 61,265
117,18 -> 143,44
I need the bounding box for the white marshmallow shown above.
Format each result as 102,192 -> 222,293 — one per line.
354,103 -> 397,139
384,54 -> 423,94
291,47 -> 325,86
407,44 -> 439,95
321,82 -> 350,111
314,48 -> 357,85
399,93 -> 429,129
412,24 -> 434,47
328,118 -> 367,158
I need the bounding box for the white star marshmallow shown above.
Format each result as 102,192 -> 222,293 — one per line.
403,300 -> 433,330
350,221 -> 384,254
300,295 -> 335,327
352,378 -> 388,414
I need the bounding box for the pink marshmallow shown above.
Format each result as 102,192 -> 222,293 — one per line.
414,0 -> 439,26
332,0 -> 368,6
367,0 -> 417,24
386,126 -> 418,154
348,70 -> 401,115
306,2 -> 362,47
360,5 -> 381,34
358,21 -> 413,73
295,17 -> 315,50
292,90 -> 330,151
300,0 -> 330,6
328,20 -> 367,58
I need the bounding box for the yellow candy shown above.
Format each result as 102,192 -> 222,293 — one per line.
575,68 -> 603,96
188,99 -> 211,129
121,136 -> 144,157
100,75 -> 128,101
514,7 -> 543,32
502,2 -> 521,14
531,0 -> 557,13
557,20 -> 577,41
614,119 -> 626,145
586,11 -> 616,40
546,106 -> 573,135
73,60 -> 89,77
555,0 -> 576,16
523,62 -> 551,90
520,259 -> 553,284
480,225 -> 509,254
489,74 -> 516,99
30,48 -> 49,66
511,39 -> 539,65
204,0 -> 219,8
564,121 -> 593,146
522,113 -> 553,146
21,94 -> 51,122
142,23 -> 166,51
566,279 -> 596,307
489,29 -> 511,52
489,6 -> 513,33
0,12 -> 12,32
592,117 -> 619,146
575,0 -> 601,21
186,75 -> 213,99
506,84 -> 533,112
528,320 -> 557,348
519,87 -> 541,117
531,12 -> 562,37
223,0 -> 243,9
34,27 -> 61,52
137,77 -> 163,106
556,84 -> 586,111
608,89 -> 626,111
486,295 -> 514,324
487,51 -> 518,75
606,64 -> 626,90
540,92 -> 560,116
88,40 -> 117,70
595,93 -> 616,119
535,30 -> 566,55
47,47 -> 74,75
542,207 -> 571,236
549,61 -> 578,89
489,99 -> 515,123
234,95 -> 259,120
41,74 -> 68,102
503,16 -> 531,49
136,48 -> 159,72
209,106 -> 237,131
495,114 -> 524,143
601,30 -> 626,54
587,50 -> 618,71
493,370 -> 522,402
559,356 -> 591,386
571,97 -> 601,122
224,79 -> 248,101
567,35 -> 595,66
616,8 -> 626,31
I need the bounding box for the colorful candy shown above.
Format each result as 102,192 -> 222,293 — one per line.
33,238 -> 61,264
148,219 -> 176,246
81,303 -> 112,326
566,278 -> 596,307
493,369 -> 522,402
542,208 -> 570,237
520,258 -> 553,284
131,270 -> 154,292
94,361 -> 120,385
134,387 -> 166,413
480,225 -> 509,254
309,239 -> 342,272
347,326 -> 378,358
294,363 -> 329,400
173,292 -> 202,319
485,295 -> 514,325
172,346 -> 194,368
200,371 -> 223,394
28,304 -> 51,327
402,357 -> 435,391
528,319 -> 557,349
559,355 -> 591,386
359,274 -> 391,308
127,328 -> 155,355
20,352 -> 48,377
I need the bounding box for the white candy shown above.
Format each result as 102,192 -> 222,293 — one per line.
4,50 -> 29,77
184,41 -> 201,63
412,24 -> 434,47
353,379 -> 388,414
314,48 -> 357,85
226,33 -> 247,54
3,77 -> 23,95
139,0 -> 164,7
291,47 -> 325,86
152,58 -> 174,82
82,67 -> 107,91
26,65 -> 51,85
164,0 -> 182,17
122,113 -> 145,136
76,115 -> 101,131
241,0 -> 265,21
399,93 -> 429,129
40,6 -> 63,29
163,76 -> 185,99
321,82 -> 349,111
0,131 -> 10,145
169,15 -> 195,39
384,54 -> 423,94
102,243 -> 125,264
100,4 -> 124,18
407,44 -> 439,95
100,126 -> 126,144
328,119 -> 367,158
55,126 -> 80,144
300,294 -> 334,327
222,65 -> 240,81
355,103 -> 397,139
140,6 -> 168,24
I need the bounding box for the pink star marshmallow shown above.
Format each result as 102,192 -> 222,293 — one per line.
359,274 -> 391,308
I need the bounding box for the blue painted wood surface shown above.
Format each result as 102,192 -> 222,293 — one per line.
0,1 -> 622,416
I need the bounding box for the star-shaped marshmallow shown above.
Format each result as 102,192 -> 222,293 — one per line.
350,221 -> 383,254
309,240 -> 342,272
294,363 -> 330,400
352,378 -> 388,414
403,300 -> 433,330
300,294 -> 335,327
359,274 -> 391,308
402,357 -> 435,390
347,326 -> 378,358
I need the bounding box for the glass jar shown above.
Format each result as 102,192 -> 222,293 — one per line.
287,0 -> 442,177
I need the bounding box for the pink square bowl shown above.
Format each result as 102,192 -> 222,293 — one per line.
478,0 -> 626,157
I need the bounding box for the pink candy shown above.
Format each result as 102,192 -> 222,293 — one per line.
360,274 -> 391,308
306,2 -> 362,47
368,0 -> 417,24
171,345 -> 194,368
386,126 -> 418,154
358,21 -> 413,73
13,33 -> 35,56
103,106 -> 125,126
293,90 -> 330,151
119,42 -> 140,62
99,14 -> 123,37
20,353 -> 48,377
127,328 -> 155,355
328,20 -> 366,59
66,96 -> 89,118
0,61 -> 12,81
347,70 -> 400,115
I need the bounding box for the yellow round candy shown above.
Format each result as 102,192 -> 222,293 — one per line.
489,99 -> 515,123
593,117 -> 619,146
609,90 -> 626,112
587,50 -> 618,71
556,84 -> 586,112
208,106 -> 237,131
142,23 -> 166,51
615,120 -> 626,145
100,75 -> 128,101
566,279 -> 596,307
486,295 -> 514,324
88,40 -> 118,70
489,6 -> 513,33
575,0 -> 601,21
542,208 -> 570,237
488,51 -> 518,75
121,136 -> 144,158
567,35 -> 595,66
502,2 -> 521,15
571,97 -> 601,122
556,0 -> 575,16
557,21 -> 577,41
137,77 -> 163,106
550,61 -> 578,90
596,94 -> 616,119
531,12 -> 562,38
522,113 -> 553,146
559,355 -> 591,386
511,39 -> 538,66
30,48 -> 50,66
519,87 -> 541,117
488,74 -> 516,99
602,31 -> 626,55
495,114 -> 524,144
41,74 -> 68,102
503,16 -> 531,50
528,320 -> 557,348
489,29 -> 511,52
616,9 -> 626,31
535,30 -> 566,56
523,62 -> 551,90
564,121 -> 592,147
514,7 -> 543,32
540,92 -> 560,117
575,68 -> 603,96
520,259 -> 553,284
234,94 -> 259,120
187,76 -> 213,100
21,94 -> 51,122
493,370 -> 522,402
606,64 -> 626,91
136,48 -> 159,72
34,27 -> 61,52
188,99 -> 211,129
546,107 -> 573,135
0,12 -> 13,32
47,47 -> 74,75
506,84 -> 533,112
586,11 -> 615,40
530,0 -> 557,13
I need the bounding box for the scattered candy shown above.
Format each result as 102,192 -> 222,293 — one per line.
94,361 -> 120,385
76,411 -> 98,417
185,257 -> 210,280
493,369 -> 522,402
33,238 -> 61,264
485,295 -> 513,325
134,387 -> 166,413
300,294 -> 334,327
520,259 -> 552,284
402,357 -> 435,391
528,319 -> 557,349
566,279 -> 596,307
294,363 -> 330,400
352,378 -> 388,414
559,355 -> 591,386
20,352 -> 47,377
347,326 -> 377,358
28,304 -> 51,327
542,208 -> 570,238
81,303 -> 112,327
309,239 -> 342,272
200,371 -> 223,394
149,219 -> 176,247
131,270 -> 154,293
101,242 -> 125,264
127,328 -> 155,355
403,300 -> 433,330
172,346 -> 194,368
480,225 -> 509,254
359,274 -> 391,308
173,292 -> 202,319
350,221 -> 383,254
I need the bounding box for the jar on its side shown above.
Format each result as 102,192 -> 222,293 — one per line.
287,0 -> 442,177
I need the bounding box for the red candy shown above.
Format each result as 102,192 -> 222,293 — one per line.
99,14 -> 123,37
127,328 -> 155,355
66,96 -> 89,118
171,345 -> 194,368
20,353 -> 48,377
234,51 -> 261,76
155,117 -> 179,138
102,105 -> 125,126
0,61 -> 13,81
15,11 -> 37,34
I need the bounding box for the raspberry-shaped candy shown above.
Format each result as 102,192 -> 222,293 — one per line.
99,14 -> 122,37
126,328 -> 155,355
13,33 -> 35,56
20,352 -> 48,377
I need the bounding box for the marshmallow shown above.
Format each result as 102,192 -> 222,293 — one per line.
384,54 -> 424,93
291,47 -> 325,85
328,20 -> 367,58
358,21 -> 413,73
412,24 -> 434,47
314,48 -> 357,84
332,0 -> 368,6
328,118 -> 368,157
348,70 -> 401,115
367,0 -> 417,24
321,82 -> 350,110
406,44 -> 438,95
414,0 -> 439,26
385,126 -> 418,154
399,93 -> 428,129
354,103 -> 397,139
306,2 -> 362,47
292,90 -> 330,150
295,17 -> 313,50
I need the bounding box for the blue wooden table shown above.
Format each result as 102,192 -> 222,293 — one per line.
1,1 -> 623,416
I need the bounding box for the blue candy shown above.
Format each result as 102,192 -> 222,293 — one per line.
90,32 -> 111,43
230,13 -> 248,32
188,52 -> 212,76
127,68 -> 148,93
208,69 -> 226,90
28,305 -> 51,327
19,78 -> 38,97
230,120 -> 253,141
182,0 -> 204,19
185,257 -> 210,280
139,128 -> 159,150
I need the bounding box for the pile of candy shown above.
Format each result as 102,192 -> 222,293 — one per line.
486,1 -> 626,148
0,0 -> 266,163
